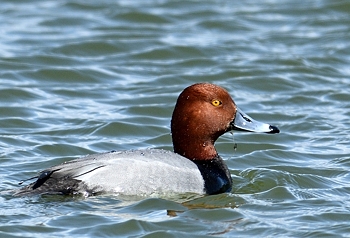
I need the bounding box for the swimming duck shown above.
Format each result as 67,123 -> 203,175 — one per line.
15,83 -> 279,196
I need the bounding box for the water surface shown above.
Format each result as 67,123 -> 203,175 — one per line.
1,0 -> 350,237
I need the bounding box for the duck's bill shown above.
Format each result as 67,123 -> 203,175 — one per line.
231,108 -> 280,134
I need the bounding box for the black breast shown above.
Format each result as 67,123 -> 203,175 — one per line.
192,155 -> 232,195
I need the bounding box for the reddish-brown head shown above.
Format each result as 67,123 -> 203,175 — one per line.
171,83 -> 237,160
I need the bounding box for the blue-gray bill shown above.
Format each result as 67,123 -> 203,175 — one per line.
232,108 -> 280,134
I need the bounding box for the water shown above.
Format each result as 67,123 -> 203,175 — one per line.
1,0 -> 349,237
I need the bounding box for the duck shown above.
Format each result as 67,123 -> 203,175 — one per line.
15,83 -> 279,197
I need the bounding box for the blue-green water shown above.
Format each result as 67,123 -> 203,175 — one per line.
1,0 -> 349,237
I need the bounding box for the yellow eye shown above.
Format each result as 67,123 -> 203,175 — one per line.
211,99 -> 222,107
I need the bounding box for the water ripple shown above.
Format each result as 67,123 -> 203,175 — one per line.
1,0 -> 350,237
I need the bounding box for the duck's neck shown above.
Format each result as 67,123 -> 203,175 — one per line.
173,136 -> 218,161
